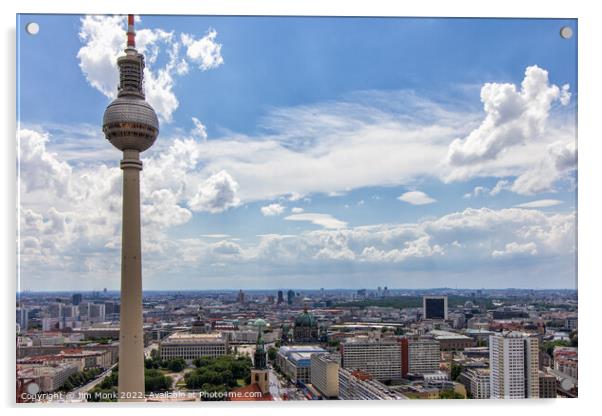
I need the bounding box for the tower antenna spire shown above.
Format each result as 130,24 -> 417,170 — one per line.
127,14 -> 136,48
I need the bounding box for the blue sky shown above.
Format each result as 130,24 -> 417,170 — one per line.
17,15 -> 577,291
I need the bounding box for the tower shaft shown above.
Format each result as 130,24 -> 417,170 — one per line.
118,149 -> 145,401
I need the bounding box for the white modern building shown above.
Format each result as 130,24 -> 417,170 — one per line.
489,332 -> 539,399
408,336 -> 440,374
159,332 -> 228,361
310,353 -> 340,398
340,337 -> 403,382
464,368 -> 491,399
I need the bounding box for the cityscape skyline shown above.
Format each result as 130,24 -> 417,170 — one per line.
11,8 -> 582,408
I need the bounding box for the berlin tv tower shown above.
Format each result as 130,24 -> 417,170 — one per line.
102,14 -> 159,401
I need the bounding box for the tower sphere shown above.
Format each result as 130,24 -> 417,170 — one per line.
103,97 -> 159,152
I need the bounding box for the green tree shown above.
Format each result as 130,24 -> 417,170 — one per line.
439,390 -> 465,399
267,346 -> 277,361
166,358 -> 186,372
450,364 -> 462,381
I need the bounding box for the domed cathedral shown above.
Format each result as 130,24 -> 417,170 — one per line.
293,304 -> 319,343
191,306 -> 209,334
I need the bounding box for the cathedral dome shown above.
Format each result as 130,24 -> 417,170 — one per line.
295,309 -> 317,328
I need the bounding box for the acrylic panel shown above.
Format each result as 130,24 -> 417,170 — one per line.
16,14 -> 577,403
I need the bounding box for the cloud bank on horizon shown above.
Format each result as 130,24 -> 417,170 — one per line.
17,15 -> 577,291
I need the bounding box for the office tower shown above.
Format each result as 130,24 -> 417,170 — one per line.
287,289 -> 295,305
340,337 -> 404,382
408,336 -> 441,374
237,289 -> 245,304
47,303 -> 63,319
310,353 -> 340,398
16,307 -> 29,331
89,304 -> 106,322
423,296 -> 448,320
102,14 -> 159,401
489,332 -> 539,399
72,293 -> 82,306
277,290 -> 284,304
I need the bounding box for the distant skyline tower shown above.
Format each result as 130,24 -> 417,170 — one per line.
277,290 -> 284,304
102,14 -> 159,401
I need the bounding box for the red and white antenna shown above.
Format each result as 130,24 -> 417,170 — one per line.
127,14 -> 136,48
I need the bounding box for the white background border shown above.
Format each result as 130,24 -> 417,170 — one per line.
2,1 -> 599,415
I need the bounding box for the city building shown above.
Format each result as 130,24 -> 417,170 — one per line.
72,293 -> 82,306
408,336 -> 440,374
88,303 -> 106,323
277,290 -> 284,305
293,305 -> 319,342
423,296 -> 448,320
565,316 -> 577,331
237,290 -> 245,304
287,290 -> 295,305
17,307 -> 29,331
275,345 -> 327,384
489,332 -> 539,399
539,371 -> 557,398
159,332 -> 228,361
429,330 -> 475,351
17,363 -> 79,392
338,368 -> 407,400
310,353 -> 340,398
553,347 -> 578,380
340,337 -> 403,382
461,368 -> 491,399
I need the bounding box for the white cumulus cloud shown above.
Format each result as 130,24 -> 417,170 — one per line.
447,65 -> 570,166
260,203 -> 286,216
188,170 -> 240,213
492,242 -> 538,258
397,191 -> 437,205
77,15 -> 224,123
181,29 -> 224,71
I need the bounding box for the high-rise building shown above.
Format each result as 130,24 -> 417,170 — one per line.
16,307 -> 29,331
423,296 -> 448,320
102,14 -> 159,401
47,303 -> 63,319
340,337 -> 404,382
88,304 -> 106,322
287,289 -> 295,305
408,336 -> 440,374
72,293 -> 82,306
489,332 -> 539,399
310,353 -> 340,398
277,290 -> 284,304
237,289 -> 245,304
